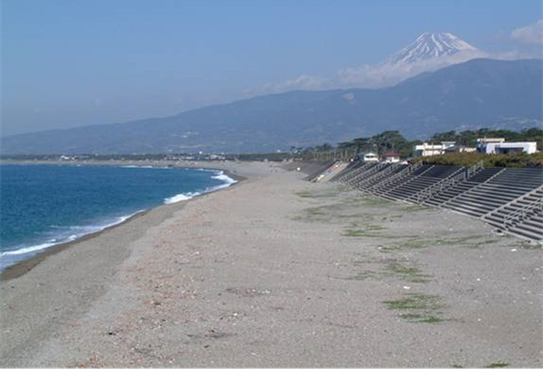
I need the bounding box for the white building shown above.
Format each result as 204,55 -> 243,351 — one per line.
443,145 -> 477,153
413,141 -> 456,157
382,151 -> 401,163
477,138 -> 505,145
362,152 -> 379,162
477,138 -> 537,154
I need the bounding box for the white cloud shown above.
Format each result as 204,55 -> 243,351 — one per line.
337,49 -> 488,88
250,49 -> 487,94
246,28 -> 540,96
511,19 -> 543,45
490,49 -> 541,60
245,75 -> 329,95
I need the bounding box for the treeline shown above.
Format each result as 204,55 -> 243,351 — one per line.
429,128 -> 543,150
297,128 -> 543,159
287,130 -> 418,160
226,153 -> 290,161
413,152 -> 543,168
337,130 -> 418,158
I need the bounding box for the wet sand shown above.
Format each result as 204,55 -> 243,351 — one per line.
1,161 -> 541,367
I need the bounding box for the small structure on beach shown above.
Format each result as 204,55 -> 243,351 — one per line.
362,152 -> 379,162
413,141 -> 456,157
381,151 -> 401,163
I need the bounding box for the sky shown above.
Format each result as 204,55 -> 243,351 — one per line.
1,0 -> 542,136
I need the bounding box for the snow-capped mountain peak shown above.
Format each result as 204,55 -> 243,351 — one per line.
388,32 -> 479,64
336,32 -> 486,89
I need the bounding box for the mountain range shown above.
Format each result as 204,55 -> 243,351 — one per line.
2,57 -> 541,154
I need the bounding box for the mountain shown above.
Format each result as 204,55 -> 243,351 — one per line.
348,32 -> 487,88
387,32 -> 479,64
1,59 -> 541,155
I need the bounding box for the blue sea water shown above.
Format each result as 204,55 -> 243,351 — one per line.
0,164 -> 236,270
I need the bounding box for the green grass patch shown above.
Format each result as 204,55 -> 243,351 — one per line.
518,241 -> 542,250
343,223 -> 388,238
295,188 -> 342,199
485,362 -> 509,368
347,271 -> 382,281
295,190 -> 313,198
466,239 -> 501,249
292,205 -> 332,222
337,213 -> 375,221
384,293 -> 442,310
365,224 -> 386,231
384,293 -> 445,323
307,207 -> 327,215
419,315 -> 443,323
385,263 -> 432,283
344,229 -> 374,237
379,235 -> 490,253
379,238 -> 429,253
436,235 -> 486,246
399,205 -> 433,213
354,196 -> 392,206
399,313 -> 442,323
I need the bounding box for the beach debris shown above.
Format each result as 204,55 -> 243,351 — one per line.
225,287 -> 271,297
403,286 -> 411,290
511,248 -> 517,252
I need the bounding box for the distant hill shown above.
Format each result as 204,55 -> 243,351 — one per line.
1,58 -> 542,154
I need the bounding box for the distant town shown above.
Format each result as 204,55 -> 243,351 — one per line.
2,128 -> 541,168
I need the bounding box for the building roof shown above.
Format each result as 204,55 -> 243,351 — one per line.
477,137 -> 505,144
382,151 -> 400,157
444,144 -> 466,151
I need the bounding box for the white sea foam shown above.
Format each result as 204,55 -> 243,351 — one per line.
0,241 -> 59,256
120,165 -> 172,169
163,170 -> 237,205
212,171 -> 237,184
208,170 -> 238,191
0,211 -> 143,267
164,192 -> 200,204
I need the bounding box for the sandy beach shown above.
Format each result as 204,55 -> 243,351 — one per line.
0,161 -> 541,367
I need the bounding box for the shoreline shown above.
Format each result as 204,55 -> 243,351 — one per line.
0,164 -> 246,281
1,162 -> 540,367
0,210 -> 149,281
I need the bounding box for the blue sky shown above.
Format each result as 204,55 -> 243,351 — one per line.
1,0 -> 542,136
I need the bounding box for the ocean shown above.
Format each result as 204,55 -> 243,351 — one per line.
0,164 -> 236,270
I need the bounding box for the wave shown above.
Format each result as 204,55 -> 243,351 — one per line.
120,165 -> 172,169
0,211 -> 143,268
163,170 -> 237,205
212,171 -> 237,185
164,192 -> 200,204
